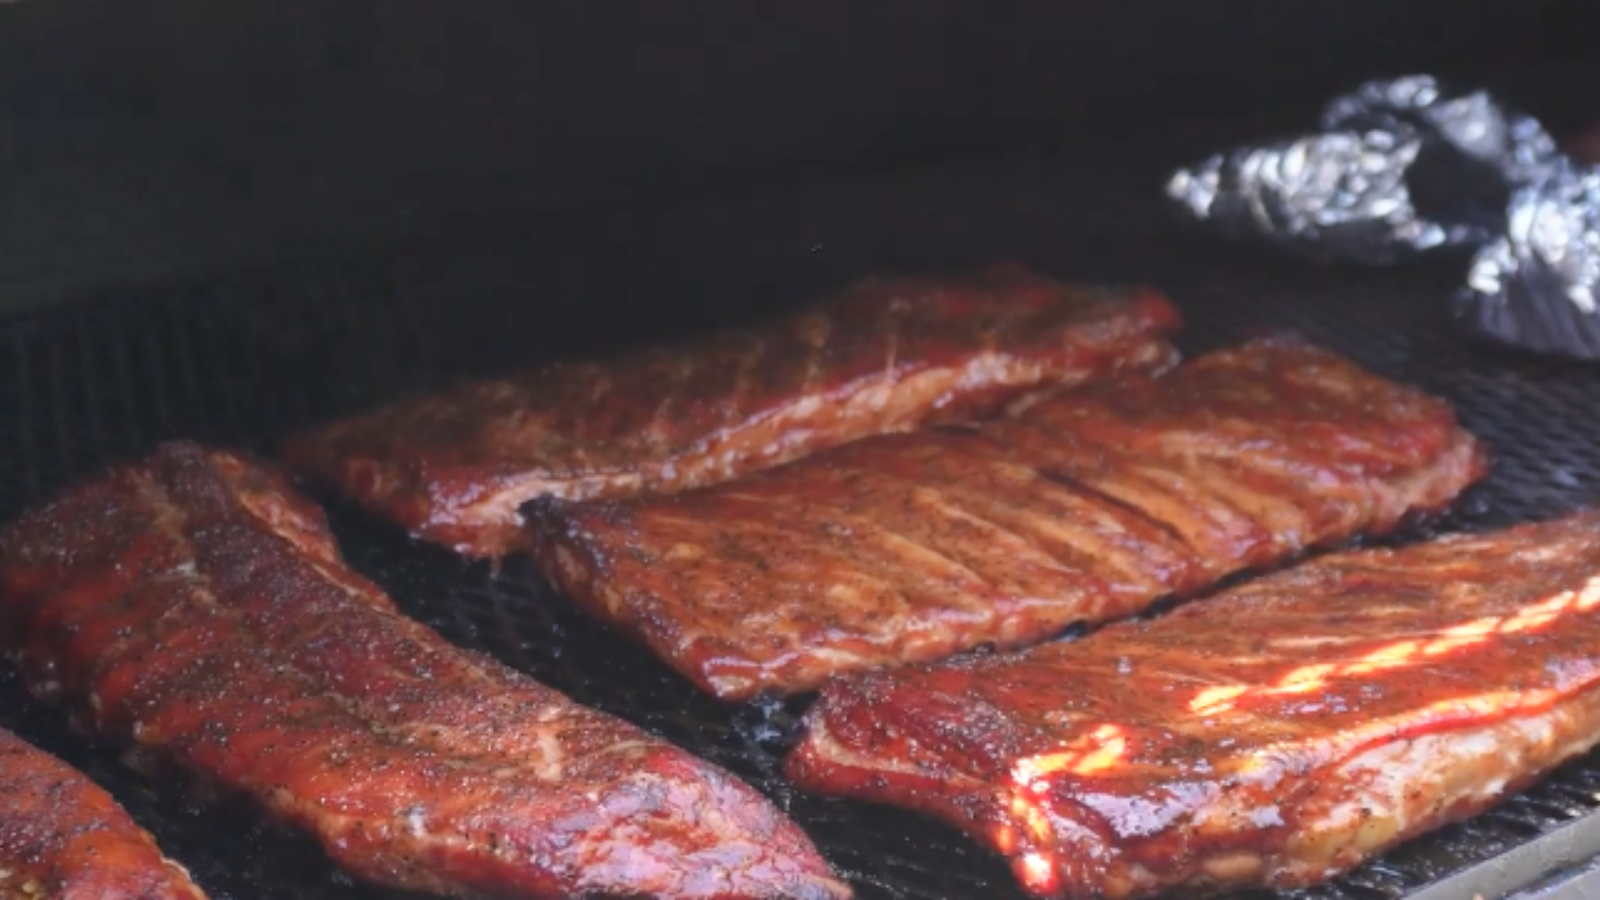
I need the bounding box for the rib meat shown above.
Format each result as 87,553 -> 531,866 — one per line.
284,265 -> 1181,557
0,443 -> 849,900
786,510 -> 1600,898
530,339 -> 1487,700
0,726 -> 205,900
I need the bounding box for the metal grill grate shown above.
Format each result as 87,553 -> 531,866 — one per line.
4,248 -> 1600,900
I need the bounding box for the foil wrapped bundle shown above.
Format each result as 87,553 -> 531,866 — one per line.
1167,75 -> 1559,263
1460,162 -> 1600,359
1166,129 -> 1440,264
1169,74 -> 1600,359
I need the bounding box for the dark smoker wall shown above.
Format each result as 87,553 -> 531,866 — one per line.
0,0 -> 1593,312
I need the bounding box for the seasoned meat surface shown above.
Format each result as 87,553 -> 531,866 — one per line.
0,443 -> 848,900
0,727 -> 205,900
786,511 -> 1600,898
285,266 -> 1181,557
531,339 -> 1487,699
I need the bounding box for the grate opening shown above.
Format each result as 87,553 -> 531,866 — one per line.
3,251 -> 1600,900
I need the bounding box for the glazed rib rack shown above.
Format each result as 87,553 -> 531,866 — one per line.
3,255 -> 1600,900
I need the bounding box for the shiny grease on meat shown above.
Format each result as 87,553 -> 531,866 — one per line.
531,339 -> 1487,700
787,512 -> 1600,899
0,726 -> 206,900
285,265 -> 1181,557
0,443 -> 849,900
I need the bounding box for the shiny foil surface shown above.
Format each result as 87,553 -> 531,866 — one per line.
1462,162 -> 1600,359
1169,75 -> 1600,359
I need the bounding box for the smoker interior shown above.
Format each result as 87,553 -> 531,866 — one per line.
4,157 -> 1600,900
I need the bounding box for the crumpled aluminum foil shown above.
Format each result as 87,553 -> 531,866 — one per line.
1167,74 -> 1560,264
1460,162 -> 1600,359
1320,75 -> 1558,188
1166,130 -> 1435,264
1169,73 -> 1600,359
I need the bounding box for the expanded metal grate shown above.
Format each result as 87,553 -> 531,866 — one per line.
3,243 -> 1600,900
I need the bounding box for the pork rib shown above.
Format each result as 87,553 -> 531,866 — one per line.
284,266 -> 1180,557
787,510 -> 1600,898
0,726 -> 205,900
0,443 -> 849,900
530,339 -> 1487,700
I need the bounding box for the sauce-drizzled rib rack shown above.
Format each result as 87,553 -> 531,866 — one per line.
530,339 -> 1488,700
0,443 -> 850,900
0,727 -> 206,900
786,511 -> 1600,899
284,265 -> 1181,557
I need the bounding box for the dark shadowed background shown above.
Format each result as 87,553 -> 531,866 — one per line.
0,0 -> 1596,314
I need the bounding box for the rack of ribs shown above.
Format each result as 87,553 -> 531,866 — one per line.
0,442 -> 850,900
787,510 -> 1600,898
0,726 -> 206,900
529,339 -> 1488,700
284,265 -> 1181,557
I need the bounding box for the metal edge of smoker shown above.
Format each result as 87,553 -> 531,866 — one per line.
1403,800 -> 1600,900
1502,826 -> 1600,900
